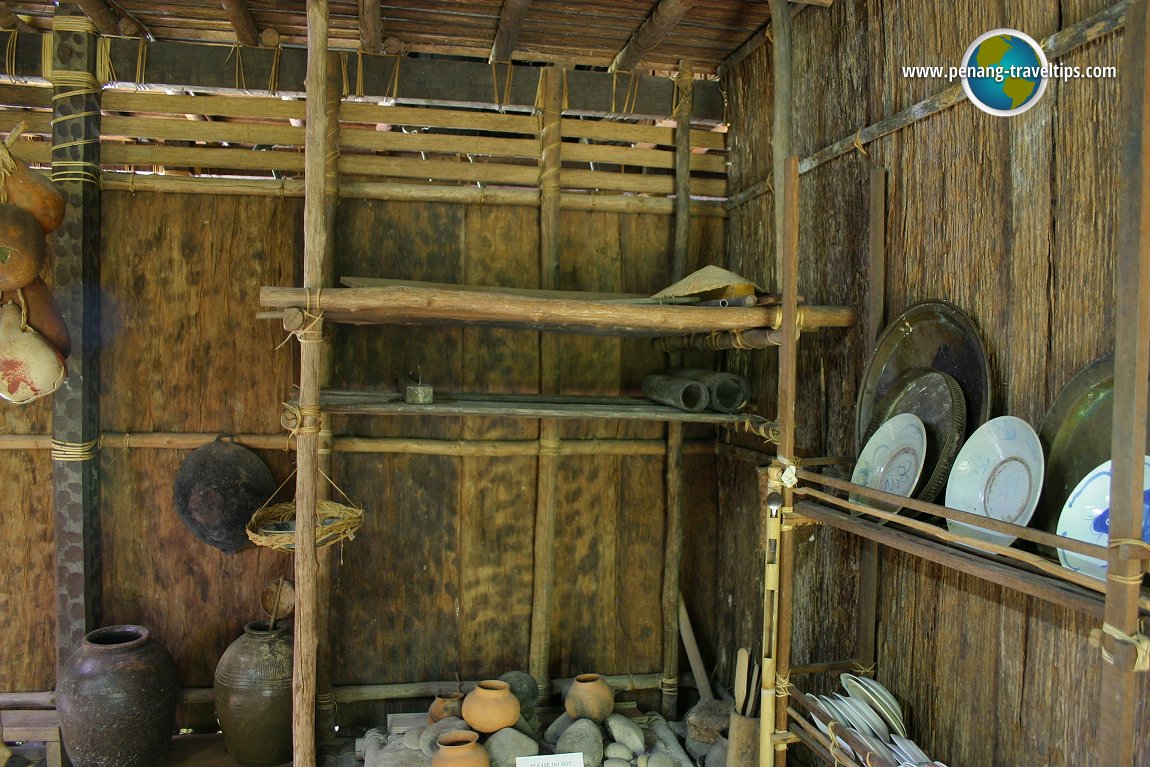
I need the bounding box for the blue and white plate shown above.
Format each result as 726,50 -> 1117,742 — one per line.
851,413 -> 928,516
1056,457 -> 1150,580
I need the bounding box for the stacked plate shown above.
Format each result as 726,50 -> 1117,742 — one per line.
806,674 -> 948,767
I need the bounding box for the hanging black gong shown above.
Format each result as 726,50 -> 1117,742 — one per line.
173,438 -> 276,554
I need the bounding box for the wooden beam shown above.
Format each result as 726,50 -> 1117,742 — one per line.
72,0 -> 140,37
50,1 -> 102,678
1102,0 -> 1150,762
359,0 -> 382,54
661,422 -> 685,718
609,0 -> 696,73
490,0 -> 532,62
672,61 -> 692,283
220,0 -> 260,47
718,4 -> 806,79
0,3 -> 33,32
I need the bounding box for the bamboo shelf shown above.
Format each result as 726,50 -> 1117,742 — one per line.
790,471 -> 1150,619
316,389 -> 774,426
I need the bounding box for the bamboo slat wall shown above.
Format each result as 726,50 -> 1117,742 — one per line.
723,0 -> 1150,765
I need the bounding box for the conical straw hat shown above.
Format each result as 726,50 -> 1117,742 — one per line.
652,265 -> 762,300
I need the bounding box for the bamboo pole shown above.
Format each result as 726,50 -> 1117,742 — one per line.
259,285 -> 856,335
1101,2 -> 1150,763
292,0 -> 331,761
672,61 -> 692,284
661,422 -> 685,718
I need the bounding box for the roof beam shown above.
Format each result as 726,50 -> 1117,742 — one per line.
609,0 -> 696,73
220,0 -> 260,47
72,0 -> 141,36
359,0 -> 383,53
490,0 -> 532,63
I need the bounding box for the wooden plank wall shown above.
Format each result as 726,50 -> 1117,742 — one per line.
328,200 -> 722,727
724,0 -> 1150,765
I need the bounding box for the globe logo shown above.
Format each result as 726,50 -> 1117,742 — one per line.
960,29 -> 1048,116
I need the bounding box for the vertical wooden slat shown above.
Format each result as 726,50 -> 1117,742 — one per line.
314,49 -> 342,741
529,63 -> 563,700
51,4 -> 102,674
856,166 -> 887,671
294,0 -> 332,760
661,421 -> 684,718
672,61 -> 692,284
1103,0 -> 1150,763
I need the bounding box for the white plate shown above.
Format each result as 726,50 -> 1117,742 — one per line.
855,676 -> 903,721
944,416 -> 1045,547
841,673 -> 906,738
837,693 -> 890,741
851,413 -> 928,514
804,694 -> 855,758
891,734 -> 932,764
831,693 -> 881,739
1057,457 -> 1150,580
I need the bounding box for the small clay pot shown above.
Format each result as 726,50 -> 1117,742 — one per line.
564,673 -> 615,723
428,691 -> 464,724
432,730 -> 489,767
461,680 -> 520,734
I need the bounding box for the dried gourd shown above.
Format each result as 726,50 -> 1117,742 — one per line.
0,302 -> 66,404
0,204 -> 44,291
0,277 -> 71,358
0,134 -> 65,234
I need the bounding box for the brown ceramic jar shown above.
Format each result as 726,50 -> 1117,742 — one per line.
461,679 -> 521,733
429,691 -> 465,723
432,730 -> 490,767
214,621 -> 294,767
564,673 -> 615,723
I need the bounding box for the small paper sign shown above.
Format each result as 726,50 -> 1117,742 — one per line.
516,753 -> 586,767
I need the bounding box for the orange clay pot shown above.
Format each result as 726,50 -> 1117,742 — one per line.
461,680 -> 520,734
564,673 -> 615,723
429,692 -> 465,724
432,730 -> 489,767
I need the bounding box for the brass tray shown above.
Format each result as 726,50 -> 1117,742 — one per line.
1031,353 -> 1150,558
863,367 -> 966,505
856,300 -> 991,453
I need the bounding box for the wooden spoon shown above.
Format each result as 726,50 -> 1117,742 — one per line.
746,660 -> 761,717
734,647 -> 749,716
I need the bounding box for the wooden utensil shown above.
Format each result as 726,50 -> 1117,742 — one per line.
746,660 -> 760,717
734,647 -> 749,715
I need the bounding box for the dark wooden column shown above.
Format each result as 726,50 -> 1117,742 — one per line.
50,5 -> 102,673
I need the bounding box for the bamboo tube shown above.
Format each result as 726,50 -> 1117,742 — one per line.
259,285 -> 856,335
660,422 -> 685,718
643,374 -> 708,412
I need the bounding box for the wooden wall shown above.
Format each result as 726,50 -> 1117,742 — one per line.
723,0 -> 1150,764
0,186 -> 727,734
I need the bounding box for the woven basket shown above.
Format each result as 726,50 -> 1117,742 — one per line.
246,500 -> 364,551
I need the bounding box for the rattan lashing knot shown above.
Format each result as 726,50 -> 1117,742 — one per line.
1091,621 -> 1150,672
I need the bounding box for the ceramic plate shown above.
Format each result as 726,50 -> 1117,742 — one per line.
891,734 -> 932,765
841,674 -> 906,738
863,368 -> 966,505
1056,457 -> 1150,580
817,694 -> 855,731
944,416 -> 1045,548
856,300 -> 991,453
851,413 -> 928,516
835,693 -> 890,742
804,694 -> 854,758
855,676 -> 902,718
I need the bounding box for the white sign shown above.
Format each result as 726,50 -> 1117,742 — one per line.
516,753 -> 586,767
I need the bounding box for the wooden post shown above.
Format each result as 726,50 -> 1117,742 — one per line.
51,3 -> 102,674
672,61 -> 692,283
314,47 -> 342,741
529,63 -> 564,701
661,422 -> 684,718
1102,1 -> 1150,764
293,0 -> 333,762
359,0 -> 383,54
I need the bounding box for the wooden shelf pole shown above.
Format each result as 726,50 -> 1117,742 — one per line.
672,60 -> 692,284
293,0 -> 333,762
661,422 -> 685,718
1102,0 -> 1150,763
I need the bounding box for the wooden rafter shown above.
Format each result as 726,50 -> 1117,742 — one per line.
0,3 -> 33,32
73,0 -> 140,36
490,0 -> 532,62
359,0 -> 382,53
609,0 -> 695,73
220,0 -> 259,47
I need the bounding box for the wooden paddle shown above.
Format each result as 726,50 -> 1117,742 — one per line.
734,647 -> 749,715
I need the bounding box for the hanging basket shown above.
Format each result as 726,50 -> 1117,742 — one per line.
246,500 -> 363,552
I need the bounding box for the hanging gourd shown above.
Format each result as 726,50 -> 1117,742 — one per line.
0,277 -> 70,358
0,203 -> 44,291
0,125 -> 66,234
0,302 -> 66,404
